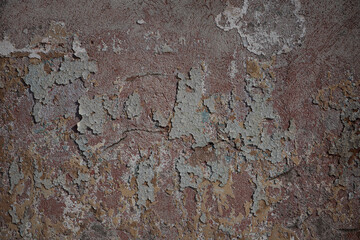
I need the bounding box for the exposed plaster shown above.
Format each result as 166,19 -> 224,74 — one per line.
215,0 -> 306,56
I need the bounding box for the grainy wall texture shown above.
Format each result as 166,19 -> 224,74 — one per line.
0,0 -> 359,239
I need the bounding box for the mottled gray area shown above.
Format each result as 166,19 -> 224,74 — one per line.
136,155 -> 155,207
125,92 -> 143,119
103,95 -> 121,120
329,100 -> 360,162
207,160 -> 229,186
169,68 -> 212,148
77,95 -> 106,135
23,43 -> 97,123
176,157 -> 203,189
152,110 -> 168,127
33,159 -> 53,190
8,158 -> 24,193
216,0 -> 305,56
225,77 -> 296,163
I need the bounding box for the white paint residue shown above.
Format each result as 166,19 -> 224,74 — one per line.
63,194 -> 86,234
112,37 -> 123,54
72,34 -> 88,60
0,37 -> 51,57
0,38 -> 16,56
229,60 -> 238,79
137,19 -> 146,25
215,0 -> 306,56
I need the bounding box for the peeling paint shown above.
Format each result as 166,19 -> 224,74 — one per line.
125,92 -> 143,119
1,2 -> 359,239
176,157 -> 203,190
8,158 -> 24,193
225,60 -> 296,164
136,154 -> 155,207
77,95 -> 106,135
169,68 -> 214,148
23,35 -> 97,123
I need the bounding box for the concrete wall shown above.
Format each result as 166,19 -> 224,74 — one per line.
1,0 -> 359,239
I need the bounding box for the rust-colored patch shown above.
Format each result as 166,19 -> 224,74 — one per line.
246,59 -> 262,79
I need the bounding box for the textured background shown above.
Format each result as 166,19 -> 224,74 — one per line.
0,0 -> 359,239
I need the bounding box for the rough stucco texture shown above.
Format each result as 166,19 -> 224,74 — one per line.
0,0 -> 360,239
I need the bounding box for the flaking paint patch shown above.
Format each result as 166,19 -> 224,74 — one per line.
0,21 -> 68,58
33,159 -> 53,190
224,59 -> 296,164
169,67 -> 214,148
8,158 -> 24,193
23,35 -> 97,123
328,99 -> 360,163
176,155 -> 230,190
9,205 -> 20,224
152,110 -> 168,127
103,95 -> 121,120
24,63 -> 54,103
176,157 -> 203,190
0,37 -> 47,59
136,154 -> 155,207
77,95 -> 106,135
72,135 -> 92,159
250,175 -> 268,216
1,3 -> 358,239
125,92 -> 143,119
23,34 -> 97,95
207,160 -> 229,187
204,95 -> 216,114
313,75 -> 360,188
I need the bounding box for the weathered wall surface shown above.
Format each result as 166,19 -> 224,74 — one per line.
0,0 -> 359,239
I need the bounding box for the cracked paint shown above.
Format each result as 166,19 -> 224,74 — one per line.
1,1 -> 359,239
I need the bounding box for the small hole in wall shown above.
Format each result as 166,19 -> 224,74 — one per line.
90,40 -> 95,45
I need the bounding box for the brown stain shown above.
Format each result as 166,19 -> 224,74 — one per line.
255,199 -> 270,222
269,224 -> 298,240
187,145 -> 215,165
0,150 -> 42,237
314,77 -> 359,110
39,51 -> 66,60
0,58 -> 27,103
246,59 -> 263,79
212,171 -> 235,212
196,180 -> 215,239
140,209 -> 163,238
